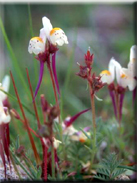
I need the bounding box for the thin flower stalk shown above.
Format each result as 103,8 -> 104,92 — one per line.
47,63 -> 58,104
76,48 -> 104,172
88,82 -> 97,171
10,71 -> 41,166
26,68 -> 48,181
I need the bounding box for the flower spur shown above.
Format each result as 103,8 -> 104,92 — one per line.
28,16 -> 68,101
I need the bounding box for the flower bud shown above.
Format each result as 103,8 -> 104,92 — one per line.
85,48 -> 94,68
89,73 -> 105,95
76,64 -> 90,79
40,94 -> 50,112
48,105 -> 60,121
37,124 -> 50,138
10,109 -> 20,120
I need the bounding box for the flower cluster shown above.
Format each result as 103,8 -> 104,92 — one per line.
28,16 -> 68,100
28,16 -> 68,58
77,47 -> 104,96
100,45 -> 137,122
100,46 -> 137,92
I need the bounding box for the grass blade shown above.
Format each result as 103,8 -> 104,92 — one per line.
0,17 -> 30,97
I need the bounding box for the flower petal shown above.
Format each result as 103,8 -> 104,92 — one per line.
108,57 -> 117,81
0,101 -> 11,124
28,37 -> 45,55
2,75 -> 10,94
100,70 -> 113,84
130,45 -> 137,62
42,16 -> 53,39
127,77 -> 137,91
39,28 -> 47,44
64,108 -> 90,127
50,28 -> 68,46
53,138 -> 62,149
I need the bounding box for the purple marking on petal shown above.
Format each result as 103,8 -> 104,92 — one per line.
108,89 -> 117,119
64,108 -> 90,127
132,87 -> 137,106
52,53 -> 60,97
119,92 -> 125,122
33,61 -> 44,102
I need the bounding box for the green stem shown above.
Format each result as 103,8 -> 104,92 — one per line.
89,84 -> 96,171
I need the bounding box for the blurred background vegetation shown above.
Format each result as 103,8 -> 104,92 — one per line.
0,3 -> 135,161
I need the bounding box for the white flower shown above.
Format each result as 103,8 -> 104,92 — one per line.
0,75 -> 10,101
0,75 -> 11,124
126,45 -> 137,87
28,16 -> 68,55
100,57 -> 117,85
28,37 -> 45,55
119,45 -> 137,91
41,16 -> 68,46
71,131 -> 90,143
53,138 -> 62,149
0,101 -> 11,125
42,137 -> 61,149
100,55 -> 137,91
63,124 -> 78,136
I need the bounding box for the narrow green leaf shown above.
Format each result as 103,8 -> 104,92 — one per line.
64,28 -> 77,91
15,135 -> 20,150
118,165 -> 137,172
0,17 -> 30,97
27,4 -> 38,84
84,145 -> 92,153
0,89 -> 35,116
10,149 -> 34,180
79,127 -> 91,139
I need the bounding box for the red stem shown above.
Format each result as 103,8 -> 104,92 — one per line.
26,68 -> 41,129
20,119 -> 40,138
47,63 -> 61,126
26,68 -> 48,180
41,141 -> 48,181
10,71 -> 41,166
47,63 -> 58,104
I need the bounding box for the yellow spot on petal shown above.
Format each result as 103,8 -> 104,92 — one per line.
121,73 -> 127,78
100,70 -> 111,75
50,27 -> 61,35
31,37 -> 43,43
